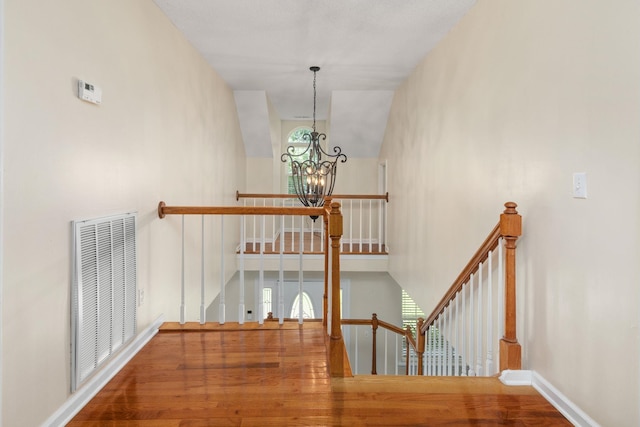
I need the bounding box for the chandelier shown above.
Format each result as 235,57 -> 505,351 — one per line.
281,66 -> 347,216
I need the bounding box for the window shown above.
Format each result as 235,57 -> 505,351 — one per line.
290,291 -> 315,319
263,288 -> 272,317
401,289 -> 425,361
285,127 -> 313,194
402,289 -> 425,332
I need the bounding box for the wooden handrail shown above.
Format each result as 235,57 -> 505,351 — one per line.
420,202 -> 520,333
236,191 -> 389,202
420,223 -> 501,330
341,318 -> 408,339
158,201 -> 324,218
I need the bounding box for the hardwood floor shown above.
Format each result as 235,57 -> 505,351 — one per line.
68,322 -> 570,426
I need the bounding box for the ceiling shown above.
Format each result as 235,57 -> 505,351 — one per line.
153,0 -> 477,158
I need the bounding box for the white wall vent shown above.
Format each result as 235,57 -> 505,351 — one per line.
71,212 -> 137,392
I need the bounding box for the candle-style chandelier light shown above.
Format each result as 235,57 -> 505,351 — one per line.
281,66 -> 347,217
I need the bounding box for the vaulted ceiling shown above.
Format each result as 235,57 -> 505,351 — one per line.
153,0 -> 477,158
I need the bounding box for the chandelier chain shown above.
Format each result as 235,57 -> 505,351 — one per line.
312,69 -> 317,132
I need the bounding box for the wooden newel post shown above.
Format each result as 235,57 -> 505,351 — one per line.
417,318 -> 425,376
499,202 -> 522,371
371,313 -> 379,375
328,202 -> 348,377
322,197 -> 332,330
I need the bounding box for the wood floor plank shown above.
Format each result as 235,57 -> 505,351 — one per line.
68,323 -> 570,426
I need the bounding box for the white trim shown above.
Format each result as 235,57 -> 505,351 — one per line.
498,369 -> 532,386
531,371 -> 601,427
41,315 -> 165,427
499,370 -> 600,427
0,0 -> 4,420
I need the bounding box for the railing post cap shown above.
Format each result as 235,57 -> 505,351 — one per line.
503,202 -> 518,214
500,202 -> 521,237
158,201 -> 166,219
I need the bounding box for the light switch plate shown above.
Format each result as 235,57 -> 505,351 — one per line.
573,172 -> 587,198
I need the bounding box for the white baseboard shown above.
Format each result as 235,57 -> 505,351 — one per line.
531,371 -> 601,427
499,369 -> 533,385
41,315 -> 165,427
499,370 -> 600,427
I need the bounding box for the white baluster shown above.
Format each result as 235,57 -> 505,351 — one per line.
310,214 -> 314,251
349,199 -> 353,253
271,199 -> 276,252
497,237 -> 504,370
476,263 -> 483,376
252,199 -> 256,253
461,282 -> 466,376
437,315 -> 442,375
433,322 -> 437,376
384,329 -> 388,375
468,273 -> 475,376
180,215 -> 185,325
446,304 -> 451,376
219,216 -> 226,325
257,215 -> 264,325
454,291 -> 459,376
239,215 -> 245,325
290,212 -> 294,252
378,199 -> 382,252
200,215 -> 205,325
279,215 -> 284,324
359,199 -> 363,252
443,307 -> 448,375
395,334 -> 399,375
486,249 -> 494,375
368,199 -> 372,252
320,212 -> 324,252
384,198 -> 388,253
298,215 -> 304,324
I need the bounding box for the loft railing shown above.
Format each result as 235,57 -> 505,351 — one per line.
157,199 -> 350,377
342,314 -> 423,375
419,202 -> 522,376
236,192 -> 389,254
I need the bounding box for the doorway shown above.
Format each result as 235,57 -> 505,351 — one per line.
258,280 -> 350,321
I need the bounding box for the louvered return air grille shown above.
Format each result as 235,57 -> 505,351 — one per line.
71,212 -> 137,392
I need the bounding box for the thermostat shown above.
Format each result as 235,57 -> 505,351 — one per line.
78,80 -> 102,105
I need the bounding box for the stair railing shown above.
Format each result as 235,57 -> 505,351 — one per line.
157,200 -> 350,377
419,202 -> 522,376
236,191 -> 389,254
341,313 -> 424,375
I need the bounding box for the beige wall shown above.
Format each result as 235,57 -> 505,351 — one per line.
2,0 -> 246,425
380,1 -> 640,426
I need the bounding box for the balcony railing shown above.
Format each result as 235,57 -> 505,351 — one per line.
157,199 -> 351,377
236,192 -> 389,255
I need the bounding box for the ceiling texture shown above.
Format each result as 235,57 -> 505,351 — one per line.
153,0 -> 476,158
